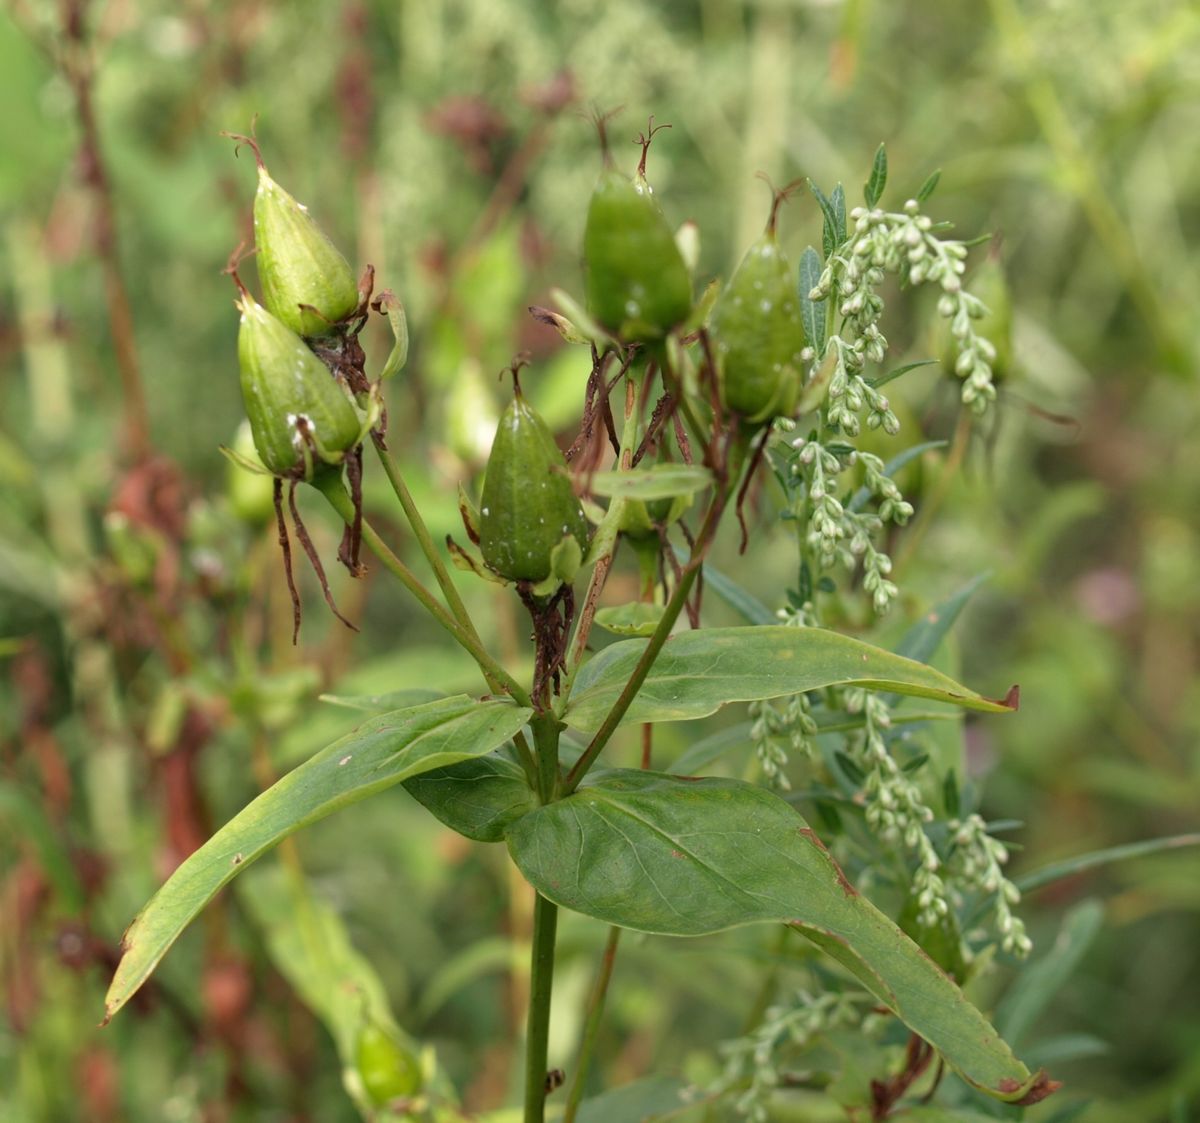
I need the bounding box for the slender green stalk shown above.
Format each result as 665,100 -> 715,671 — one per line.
524,893 -> 559,1123
563,477 -> 732,794
366,437 -> 546,782
530,713 -> 561,805
371,435 -> 482,644
562,922 -> 622,1122
317,479 -> 533,709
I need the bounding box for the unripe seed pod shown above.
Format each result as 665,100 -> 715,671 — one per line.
355,1023 -> 422,1106
237,291 -> 361,478
583,127 -> 691,345
245,148 -> 359,338
711,188 -> 807,424
226,420 -> 276,525
479,389 -> 590,583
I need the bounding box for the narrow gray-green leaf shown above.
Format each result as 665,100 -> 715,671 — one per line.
916,168 -> 942,203
319,687 -> 445,713
864,143 -> 888,207
893,572 -> 991,665
809,180 -> 839,260
831,182 -> 847,244
590,463 -> 712,501
105,696 -> 532,1022
403,751 -> 536,843
848,440 -> 947,512
1015,832 -> 1200,894
506,771 -> 1053,1104
995,900 -> 1104,1048
867,357 -> 938,389
563,626 -> 1017,733
798,246 -> 826,356
697,558 -> 777,625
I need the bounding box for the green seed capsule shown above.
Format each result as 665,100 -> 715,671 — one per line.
479,390 -> 590,583
237,291 -> 362,478
583,144 -> 691,345
251,158 -> 359,338
355,1023 -> 422,1105
711,198 -> 807,424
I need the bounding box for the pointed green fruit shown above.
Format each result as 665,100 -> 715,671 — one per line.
479,391 -> 591,583
226,420 -> 276,525
355,1022 -> 423,1105
253,162 -> 358,337
237,292 -> 362,478
583,164 -> 691,345
711,206 -> 807,424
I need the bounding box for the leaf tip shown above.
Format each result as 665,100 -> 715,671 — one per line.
1001,1070 -> 1061,1105
1002,684 -> 1020,711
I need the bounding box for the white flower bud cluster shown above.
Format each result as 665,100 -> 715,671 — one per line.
845,690 -> 948,925
810,201 -> 998,418
785,436 -> 909,615
712,990 -> 860,1121
949,813 -> 1032,957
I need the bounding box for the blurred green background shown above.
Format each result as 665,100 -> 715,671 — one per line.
2,0 -> 1198,1120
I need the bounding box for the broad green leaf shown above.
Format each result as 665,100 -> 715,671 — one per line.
506,771 -> 1054,1104
563,626 -> 1016,733
594,602 -> 664,637
403,751 -> 536,843
590,463 -> 712,501
104,696 -> 532,1022
320,687 -> 445,713
1015,832 -> 1200,893
798,246 -> 826,356
864,142 -> 888,206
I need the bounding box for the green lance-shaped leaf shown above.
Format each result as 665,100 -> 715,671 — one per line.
562,625 -> 1017,733
403,751 -> 537,843
589,463 -> 712,501
506,770 -> 1057,1105
798,245 -> 826,357
103,696 -> 532,1023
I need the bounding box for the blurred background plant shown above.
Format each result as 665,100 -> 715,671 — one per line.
1,0 -> 1198,1120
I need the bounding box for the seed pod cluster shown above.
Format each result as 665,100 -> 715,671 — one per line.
583,126 -> 692,346
711,188 -> 807,424
236,290 -> 362,479
479,389 -> 590,584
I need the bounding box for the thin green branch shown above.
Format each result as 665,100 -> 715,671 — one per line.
562,926 -> 622,1123
563,470 -> 734,794
524,893 -> 559,1123
317,477 -> 532,709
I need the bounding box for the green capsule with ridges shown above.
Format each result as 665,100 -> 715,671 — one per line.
242,145 -> 359,338
583,129 -> 692,345
479,390 -> 590,583
355,1023 -> 423,1106
711,190 -> 807,424
237,291 -> 362,478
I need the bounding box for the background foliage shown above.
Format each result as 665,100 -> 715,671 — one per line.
2,0 -> 1198,1119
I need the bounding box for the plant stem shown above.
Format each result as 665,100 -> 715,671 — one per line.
524,893 -> 559,1123
370,435 -> 481,644
563,472 -> 733,794
317,479 -> 532,709
530,713 -> 561,805
562,926 -> 622,1123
